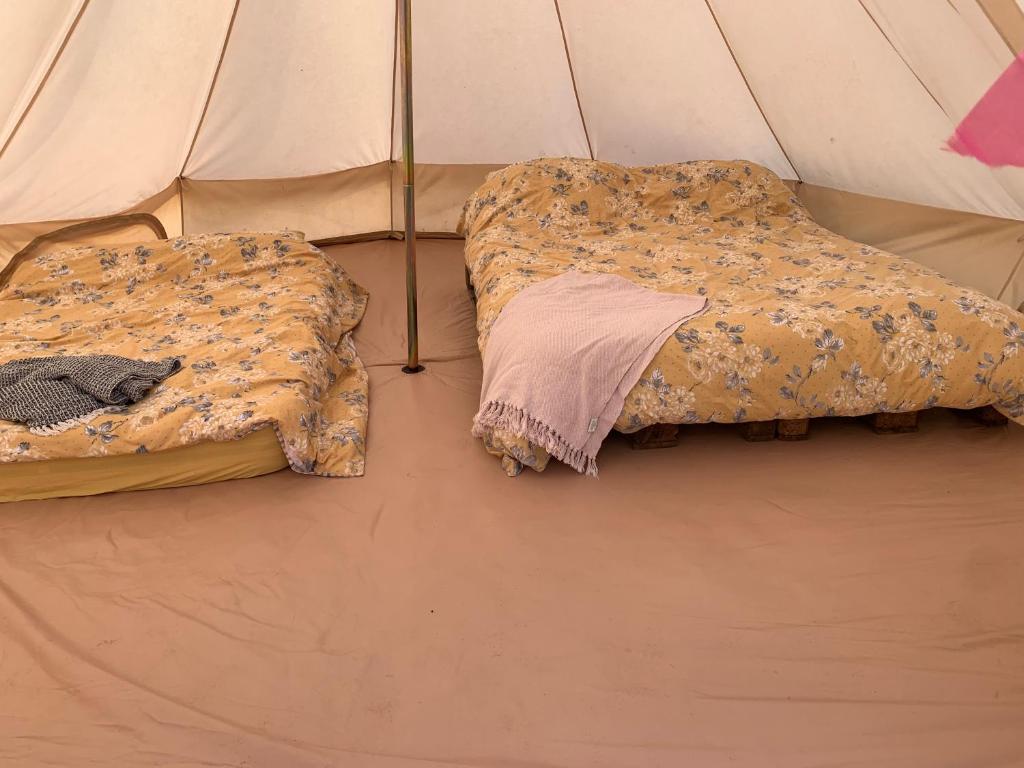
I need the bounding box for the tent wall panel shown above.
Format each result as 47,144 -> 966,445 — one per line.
1,0 -> 1024,310
391,164 -> 505,235
184,0 -> 395,181
0,0 -> 82,148
978,0 -> 1024,52
0,182 -> 182,269
181,163 -> 391,243
0,0 -> 235,226
556,0 -> 795,177
404,0 -> 590,164
863,0 -> 1014,112
797,183 -> 1024,310
710,0 -> 1024,220
860,0 -> 1024,208
951,0 -> 1019,62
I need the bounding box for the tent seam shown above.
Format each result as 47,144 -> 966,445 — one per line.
996,235 -> 1024,301
976,0 -> 1024,53
0,0 -> 90,162
856,0 -> 952,121
177,176 -> 185,238
553,0 -> 594,160
178,0 -> 241,179
389,0 -> 399,234
859,0 -> 1024,221
702,0 -> 801,182
947,0 -> 1016,68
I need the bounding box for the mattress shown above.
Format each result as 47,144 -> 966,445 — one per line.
0,427 -> 287,503
0,230 -> 369,499
460,158 -> 1024,472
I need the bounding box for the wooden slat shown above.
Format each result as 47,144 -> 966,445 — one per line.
965,405 -> 1009,427
777,418 -> 810,441
629,423 -> 679,450
739,420 -> 777,441
868,411 -> 919,434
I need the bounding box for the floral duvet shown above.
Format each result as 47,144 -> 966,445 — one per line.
459,158 -> 1024,474
0,231 -> 368,476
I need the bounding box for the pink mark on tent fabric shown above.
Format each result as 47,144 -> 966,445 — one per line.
947,52 -> 1024,168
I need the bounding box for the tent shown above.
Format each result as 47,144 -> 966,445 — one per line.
3,0 -> 1024,311
3,3 -> 1024,766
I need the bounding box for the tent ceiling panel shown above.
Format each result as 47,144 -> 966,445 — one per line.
0,0 -> 233,226
978,0 -> 1024,52
0,0 -> 82,149
863,0 -> 1013,112
0,0 -> 1023,255
184,0 -> 395,181
861,0 -> 1024,209
949,0 -> 1017,64
711,0 -> 1024,220
556,0 -> 796,178
405,0 -> 591,164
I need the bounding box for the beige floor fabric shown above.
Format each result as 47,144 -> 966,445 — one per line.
1,240 -> 1023,767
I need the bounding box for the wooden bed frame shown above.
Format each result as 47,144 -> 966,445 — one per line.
628,406 -> 1009,449
467,267 -> 1012,449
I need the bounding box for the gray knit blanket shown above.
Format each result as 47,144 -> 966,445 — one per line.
0,355 -> 181,435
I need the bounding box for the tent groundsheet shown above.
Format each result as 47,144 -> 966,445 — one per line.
1,240 -> 1022,767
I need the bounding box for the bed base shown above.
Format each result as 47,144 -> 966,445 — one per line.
964,405 -> 1009,426
867,411 -> 920,434
738,420 -> 778,442
629,423 -> 680,449
735,419 -> 810,441
628,406 -> 1008,449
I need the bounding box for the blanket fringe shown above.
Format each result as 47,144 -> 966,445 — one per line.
473,400 -> 599,477
29,406 -> 124,436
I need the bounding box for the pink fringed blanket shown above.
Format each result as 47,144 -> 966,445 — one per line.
473,271 -> 707,476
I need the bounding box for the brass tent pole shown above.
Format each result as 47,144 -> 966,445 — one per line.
399,0 -> 424,374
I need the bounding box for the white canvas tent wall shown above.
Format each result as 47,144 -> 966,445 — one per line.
2,0 -> 1024,308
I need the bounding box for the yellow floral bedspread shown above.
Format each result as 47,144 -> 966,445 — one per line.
0,231 -> 369,476
460,158 -> 1024,474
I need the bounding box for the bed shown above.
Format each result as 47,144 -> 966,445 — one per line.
459,158 -> 1024,474
0,227 -> 368,501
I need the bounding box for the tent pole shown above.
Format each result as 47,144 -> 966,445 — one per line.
399,0 -> 424,374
